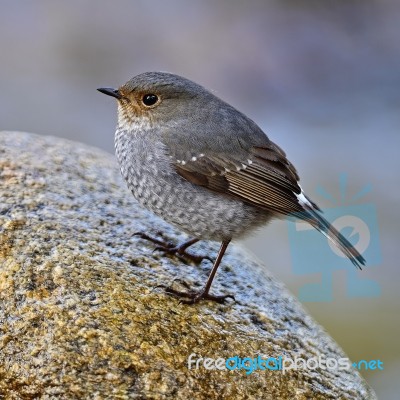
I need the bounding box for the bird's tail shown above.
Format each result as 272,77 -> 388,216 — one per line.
301,207 -> 366,270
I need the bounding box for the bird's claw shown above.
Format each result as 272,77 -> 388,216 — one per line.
153,245 -> 211,264
164,286 -> 235,305
134,232 -> 211,265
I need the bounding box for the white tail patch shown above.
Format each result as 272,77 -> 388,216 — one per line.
296,187 -> 313,208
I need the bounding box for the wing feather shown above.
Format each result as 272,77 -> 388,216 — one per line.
173,143 -> 304,216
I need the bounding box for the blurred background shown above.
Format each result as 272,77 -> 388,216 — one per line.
1,0 -> 398,397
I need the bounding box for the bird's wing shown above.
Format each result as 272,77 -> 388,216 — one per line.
169,137 -> 314,216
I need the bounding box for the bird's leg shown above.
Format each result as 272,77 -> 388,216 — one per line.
164,240 -> 235,304
134,232 -> 211,264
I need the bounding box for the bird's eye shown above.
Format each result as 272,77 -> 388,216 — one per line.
142,94 -> 159,107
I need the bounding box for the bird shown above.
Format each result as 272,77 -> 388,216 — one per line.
98,72 -> 365,304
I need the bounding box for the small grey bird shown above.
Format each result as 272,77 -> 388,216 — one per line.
98,72 -> 365,304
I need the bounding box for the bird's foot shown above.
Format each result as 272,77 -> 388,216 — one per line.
163,284 -> 235,305
154,244 -> 213,265
134,232 -> 212,265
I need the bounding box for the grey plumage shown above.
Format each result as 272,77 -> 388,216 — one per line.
99,72 -> 365,303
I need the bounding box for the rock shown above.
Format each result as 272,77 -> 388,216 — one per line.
0,131 -> 376,399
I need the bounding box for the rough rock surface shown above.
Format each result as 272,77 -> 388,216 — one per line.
0,131 -> 376,399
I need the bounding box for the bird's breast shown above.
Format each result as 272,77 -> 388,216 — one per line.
114,128 -> 271,240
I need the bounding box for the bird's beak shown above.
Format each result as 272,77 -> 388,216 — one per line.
97,87 -> 123,100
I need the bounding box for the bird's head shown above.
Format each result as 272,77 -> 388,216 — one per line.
98,72 -> 211,131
